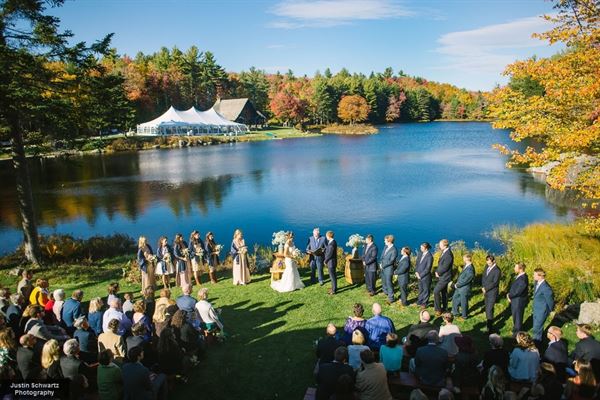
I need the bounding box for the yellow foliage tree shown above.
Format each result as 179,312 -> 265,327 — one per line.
488,0 -> 600,233
338,95 -> 370,124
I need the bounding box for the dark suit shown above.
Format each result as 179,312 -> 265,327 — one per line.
380,245 -> 398,302
362,243 -> 378,294
543,339 -> 568,382
571,336 -> 600,363
316,336 -> 345,364
316,361 -> 355,400
414,344 -> 449,387
307,235 -> 327,284
324,238 -> 338,293
434,249 -> 454,312
482,264 -> 501,332
532,280 -> 554,341
508,273 -> 529,334
394,255 -> 411,305
415,251 -> 433,306
452,263 -> 475,318
16,346 -> 41,379
122,361 -> 164,400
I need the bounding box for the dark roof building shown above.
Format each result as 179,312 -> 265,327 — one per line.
212,98 -> 266,125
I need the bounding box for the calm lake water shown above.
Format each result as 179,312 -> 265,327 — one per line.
0,122 -> 573,254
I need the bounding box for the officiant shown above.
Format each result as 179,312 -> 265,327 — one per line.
306,227 -> 326,285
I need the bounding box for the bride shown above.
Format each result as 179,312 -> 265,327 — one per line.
271,232 -> 305,293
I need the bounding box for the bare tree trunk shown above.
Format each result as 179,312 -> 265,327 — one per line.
11,123 -> 41,265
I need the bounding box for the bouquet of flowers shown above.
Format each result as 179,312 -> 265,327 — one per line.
345,234 -> 365,249
163,253 -> 171,263
182,248 -> 190,257
145,252 -> 157,262
291,247 -> 302,258
214,244 -> 223,254
195,248 -> 204,258
272,230 -> 287,246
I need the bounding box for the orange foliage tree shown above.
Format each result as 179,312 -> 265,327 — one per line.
337,95 -> 370,124
488,0 -> 600,232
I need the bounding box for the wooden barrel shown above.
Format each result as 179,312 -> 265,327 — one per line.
345,256 -> 365,284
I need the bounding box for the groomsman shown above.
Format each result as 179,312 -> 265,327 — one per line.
380,235 -> 398,305
451,254 -> 475,319
482,255 -> 501,334
433,239 -> 454,316
306,228 -> 327,285
394,247 -> 411,306
507,262 -> 529,336
532,268 -> 554,343
324,231 -> 338,295
415,242 -> 433,309
362,235 -> 378,296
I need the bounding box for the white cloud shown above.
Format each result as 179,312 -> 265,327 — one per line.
434,15 -> 555,74
269,0 -> 414,29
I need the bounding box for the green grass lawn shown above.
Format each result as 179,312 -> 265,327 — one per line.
0,258 -> 591,400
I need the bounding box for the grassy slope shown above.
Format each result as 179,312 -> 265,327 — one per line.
0,258 -> 592,400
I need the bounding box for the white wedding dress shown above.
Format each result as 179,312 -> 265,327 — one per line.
271,244 -> 305,293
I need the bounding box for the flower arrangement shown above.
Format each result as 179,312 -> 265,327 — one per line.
195,248 -> 204,258
272,230 -> 287,246
345,234 -> 365,249
291,247 -> 302,258
182,248 -> 190,257
163,252 -> 171,262
214,244 -> 223,253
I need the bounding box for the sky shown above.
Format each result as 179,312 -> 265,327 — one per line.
50,0 -> 562,91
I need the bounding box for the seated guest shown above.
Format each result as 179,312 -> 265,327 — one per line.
87,297 -> 104,336
452,335 -> 479,388
509,331 -> 540,383
17,270 -> 34,303
157,327 -> 184,379
379,333 -> 403,374
481,333 -> 510,378
6,293 -> 24,335
62,289 -> 83,329
331,374 -> 357,400
132,300 -> 152,341
543,326 -> 568,382
316,346 -> 355,400
29,278 -> 49,307
122,292 -> 134,320
73,316 -> 98,363
176,285 -> 197,316
343,303 -> 367,345
102,299 -> 131,335
98,319 -> 126,364
364,303 -> 395,350
142,286 -> 155,321
411,330 -> 449,387
153,288 -> 171,323
24,305 -> 68,342
570,323 -> 600,364
410,389 -> 428,400
481,366 -> 507,400
60,338 -> 93,386
0,328 -> 19,380
17,333 -> 41,379
355,349 -> 393,400
537,362 -> 563,400
122,347 -> 167,400
405,310 -> 434,356
40,338 -> 63,379
195,288 -> 224,332
106,282 -> 121,307
97,349 -> 123,400
0,288 -> 11,315
51,288 -> 65,323
347,330 -> 370,370
439,312 -> 461,357
43,291 -> 57,326
316,323 -> 345,365
565,359 -> 597,400
171,310 -> 202,360
153,303 -> 170,338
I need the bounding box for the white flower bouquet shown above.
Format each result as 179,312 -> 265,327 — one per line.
163,253 -> 171,262
214,244 -> 223,254
345,234 -> 365,249
195,248 -> 204,258
291,247 -> 302,258
272,230 -> 287,246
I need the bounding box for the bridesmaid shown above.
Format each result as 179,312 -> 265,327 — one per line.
137,236 -> 155,294
205,232 -> 219,284
173,233 -> 191,288
189,230 -> 205,286
231,229 -> 251,286
155,236 -> 175,289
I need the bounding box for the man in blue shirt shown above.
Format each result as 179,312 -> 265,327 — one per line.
365,303 -> 395,350
62,289 -> 83,329
176,285 -> 197,316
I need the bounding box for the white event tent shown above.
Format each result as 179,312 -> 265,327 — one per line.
136,106 -> 249,135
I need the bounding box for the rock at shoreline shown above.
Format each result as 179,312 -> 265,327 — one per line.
578,300 -> 600,325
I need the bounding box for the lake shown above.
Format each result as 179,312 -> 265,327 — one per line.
0,122 -> 573,255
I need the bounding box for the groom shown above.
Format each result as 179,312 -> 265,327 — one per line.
306,227 -> 326,285
324,231 -> 338,295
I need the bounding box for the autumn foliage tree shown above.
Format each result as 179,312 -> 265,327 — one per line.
489,0 -> 600,233
338,95 -> 370,124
